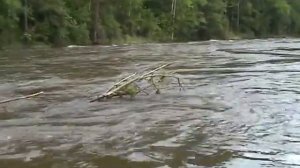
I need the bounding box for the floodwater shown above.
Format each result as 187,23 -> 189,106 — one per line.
0,39 -> 300,168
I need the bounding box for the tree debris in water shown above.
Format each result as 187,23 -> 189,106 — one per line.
0,91 -> 44,104
90,63 -> 183,102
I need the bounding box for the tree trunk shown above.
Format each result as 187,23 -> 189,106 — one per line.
171,0 -> 177,40
24,0 -> 28,32
90,0 -> 100,44
236,0 -> 240,31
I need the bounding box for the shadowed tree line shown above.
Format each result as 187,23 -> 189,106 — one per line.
0,0 -> 300,47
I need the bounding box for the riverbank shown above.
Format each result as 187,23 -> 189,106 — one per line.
3,34 -> 300,51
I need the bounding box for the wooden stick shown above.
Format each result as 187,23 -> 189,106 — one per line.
140,63 -> 172,79
0,91 -> 44,104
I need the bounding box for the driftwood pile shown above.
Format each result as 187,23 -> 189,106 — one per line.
0,63 -> 182,104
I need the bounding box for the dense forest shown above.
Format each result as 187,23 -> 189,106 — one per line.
0,0 -> 300,47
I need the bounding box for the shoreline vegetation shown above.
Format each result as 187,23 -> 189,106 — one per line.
0,0 -> 300,48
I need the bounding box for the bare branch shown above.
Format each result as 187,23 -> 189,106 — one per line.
0,91 -> 44,104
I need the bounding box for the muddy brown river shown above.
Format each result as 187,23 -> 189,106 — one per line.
0,39 -> 300,168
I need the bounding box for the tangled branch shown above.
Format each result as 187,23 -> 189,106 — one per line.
90,63 -> 183,102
